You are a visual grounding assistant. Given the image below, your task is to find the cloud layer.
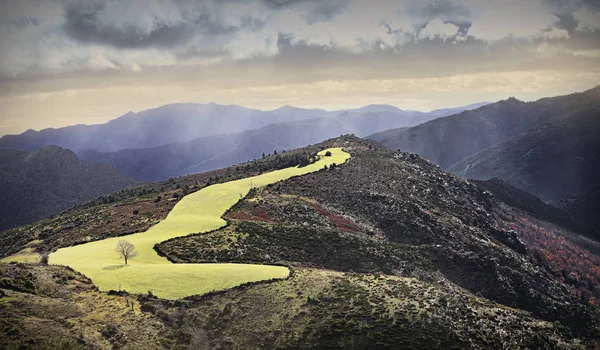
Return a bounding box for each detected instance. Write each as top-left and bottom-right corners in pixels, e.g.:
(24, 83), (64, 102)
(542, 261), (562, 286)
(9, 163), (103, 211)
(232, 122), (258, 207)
(1, 0), (598, 77)
(0, 0), (599, 136)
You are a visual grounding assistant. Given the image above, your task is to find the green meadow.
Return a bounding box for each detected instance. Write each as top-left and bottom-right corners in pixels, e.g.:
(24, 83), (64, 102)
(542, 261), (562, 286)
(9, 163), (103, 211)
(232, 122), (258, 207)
(43, 148), (351, 299)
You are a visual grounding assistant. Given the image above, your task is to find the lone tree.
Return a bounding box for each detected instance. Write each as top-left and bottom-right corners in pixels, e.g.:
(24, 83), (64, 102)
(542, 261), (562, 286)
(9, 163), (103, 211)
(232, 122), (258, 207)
(116, 240), (138, 265)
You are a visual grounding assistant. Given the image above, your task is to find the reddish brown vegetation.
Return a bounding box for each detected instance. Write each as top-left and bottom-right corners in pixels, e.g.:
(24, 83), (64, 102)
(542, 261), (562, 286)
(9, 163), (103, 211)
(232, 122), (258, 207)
(497, 213), (600, 306)
(308, 202), (360, 233)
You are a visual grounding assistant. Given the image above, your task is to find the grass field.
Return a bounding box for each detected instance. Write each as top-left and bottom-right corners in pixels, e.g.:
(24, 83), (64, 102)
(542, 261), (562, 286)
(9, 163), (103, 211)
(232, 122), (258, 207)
(43, 148), (351, 299)
(0, 247), (40, 263)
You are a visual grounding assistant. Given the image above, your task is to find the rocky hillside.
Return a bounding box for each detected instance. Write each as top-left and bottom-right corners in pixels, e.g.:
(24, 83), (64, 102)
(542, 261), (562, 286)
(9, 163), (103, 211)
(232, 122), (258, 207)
(2, 136), (600, 349)
(0, 146), (139, 231)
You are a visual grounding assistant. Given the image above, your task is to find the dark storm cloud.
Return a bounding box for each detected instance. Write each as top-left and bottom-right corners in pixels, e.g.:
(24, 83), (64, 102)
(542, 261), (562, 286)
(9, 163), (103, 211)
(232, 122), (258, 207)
(61, 0), (349, 50)
(543, 0), (600, 12)
(61, 1), (258, 49)
(11, 16), (39, 28)
(301, 0), (350, 24)
(407, 0), (472, 27)
(64, 8), (196, 49)
(2, 0), (600, 136)
(0, 0), (599, 77)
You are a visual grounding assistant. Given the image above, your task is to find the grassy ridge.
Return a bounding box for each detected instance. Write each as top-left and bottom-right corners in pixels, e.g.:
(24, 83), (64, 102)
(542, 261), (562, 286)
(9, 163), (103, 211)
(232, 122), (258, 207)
(42, 148), (350, 299)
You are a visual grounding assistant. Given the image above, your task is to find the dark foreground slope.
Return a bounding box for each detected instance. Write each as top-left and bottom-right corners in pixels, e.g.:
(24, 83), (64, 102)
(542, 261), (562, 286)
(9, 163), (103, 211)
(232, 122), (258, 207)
(2, 136), (600, 349)
(0, 146), (138, 230)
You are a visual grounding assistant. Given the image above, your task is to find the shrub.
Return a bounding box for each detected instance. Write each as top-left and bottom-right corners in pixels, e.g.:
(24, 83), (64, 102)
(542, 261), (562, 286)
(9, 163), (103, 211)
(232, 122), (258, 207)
(39, 253), (49, 265)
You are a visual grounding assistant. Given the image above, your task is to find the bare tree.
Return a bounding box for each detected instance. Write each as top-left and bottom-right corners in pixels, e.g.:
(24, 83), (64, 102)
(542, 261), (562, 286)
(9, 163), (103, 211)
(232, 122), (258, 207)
(115, 240), (138, 265)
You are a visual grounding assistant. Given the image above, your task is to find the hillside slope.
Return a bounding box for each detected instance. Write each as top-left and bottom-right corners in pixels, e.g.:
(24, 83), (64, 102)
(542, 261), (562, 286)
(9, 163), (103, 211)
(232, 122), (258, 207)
(0, 146), (138, 230)
(368, 85), (600, 169)
(449, 109), (600, 227)
(474, 178), (599, 240)
(557, 187), (600, 230)
(449, 110), (600, 200)
(2, 136), (599, 348)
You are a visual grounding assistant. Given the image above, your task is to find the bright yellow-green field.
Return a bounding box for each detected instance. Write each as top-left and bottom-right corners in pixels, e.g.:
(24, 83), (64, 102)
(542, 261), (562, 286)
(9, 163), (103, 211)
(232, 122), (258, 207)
(43, 148), (351, 299)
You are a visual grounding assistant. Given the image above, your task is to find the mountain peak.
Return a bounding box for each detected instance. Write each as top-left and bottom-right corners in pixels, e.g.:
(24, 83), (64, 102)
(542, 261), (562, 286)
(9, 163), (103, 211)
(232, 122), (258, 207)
(350, 104), (404, 113)
(504, 96), (522, 103)
(273, 104), (298, 111)
(27, 145), (79, 163)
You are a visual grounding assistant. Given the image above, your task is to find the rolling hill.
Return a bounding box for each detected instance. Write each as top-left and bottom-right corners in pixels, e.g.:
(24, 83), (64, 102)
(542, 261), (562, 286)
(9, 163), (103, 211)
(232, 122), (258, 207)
(447, 96), (600, 229)
(1, 136), (599, 348)
(0, 146), (138, 230)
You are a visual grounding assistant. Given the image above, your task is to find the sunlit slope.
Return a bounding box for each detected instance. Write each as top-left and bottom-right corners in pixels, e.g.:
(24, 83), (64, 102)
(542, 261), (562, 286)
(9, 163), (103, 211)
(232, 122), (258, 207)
(48, 148), (350, 299)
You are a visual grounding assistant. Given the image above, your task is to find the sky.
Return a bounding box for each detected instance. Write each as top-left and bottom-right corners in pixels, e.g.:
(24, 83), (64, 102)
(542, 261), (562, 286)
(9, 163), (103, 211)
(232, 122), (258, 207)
(0, 0), (599, 136)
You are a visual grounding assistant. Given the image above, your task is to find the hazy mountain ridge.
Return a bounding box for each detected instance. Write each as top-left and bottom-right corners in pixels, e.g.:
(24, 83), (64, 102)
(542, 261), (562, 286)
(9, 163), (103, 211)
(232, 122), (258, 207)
(0, 102), (487, 153)
(369, 86), (600, 168)
(447, 96), (600, 229)
(0, 146), (138, 230)
(449, 108), (600, 200)
(80, 107), (486, 182)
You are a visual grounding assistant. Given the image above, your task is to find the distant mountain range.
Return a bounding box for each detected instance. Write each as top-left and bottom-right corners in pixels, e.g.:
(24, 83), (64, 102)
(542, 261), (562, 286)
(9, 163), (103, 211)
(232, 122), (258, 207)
(82, 110), (477, 181)
(369, 85), (600, 229)
(0, 102), (487, 153)
(0, 146), (138, 230)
